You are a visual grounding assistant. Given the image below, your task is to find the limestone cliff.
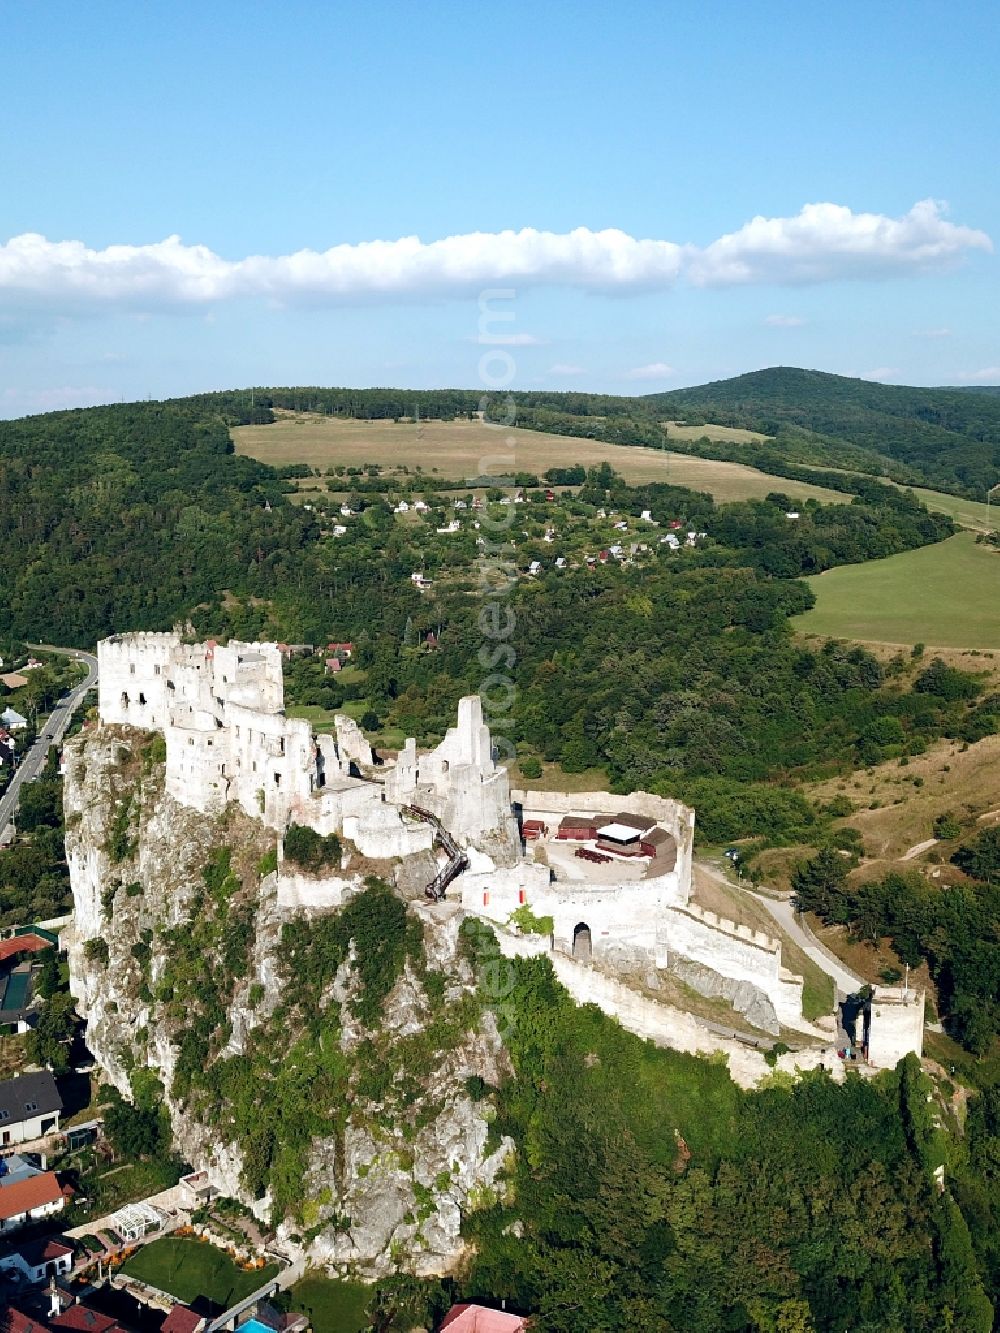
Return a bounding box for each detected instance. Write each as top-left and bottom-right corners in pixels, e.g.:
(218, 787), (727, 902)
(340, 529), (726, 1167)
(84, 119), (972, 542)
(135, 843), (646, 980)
(64, 724), (513, 1278)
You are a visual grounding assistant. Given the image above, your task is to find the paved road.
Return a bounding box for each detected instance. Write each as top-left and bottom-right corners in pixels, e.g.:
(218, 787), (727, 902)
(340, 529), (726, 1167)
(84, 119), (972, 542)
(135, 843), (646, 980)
(696, 859), (865, 997)
(0, 644), (98, 841)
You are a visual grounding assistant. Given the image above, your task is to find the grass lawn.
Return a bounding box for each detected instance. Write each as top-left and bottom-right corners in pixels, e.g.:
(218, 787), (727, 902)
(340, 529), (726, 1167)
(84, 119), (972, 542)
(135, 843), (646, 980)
(232, 414), (844, 506)
(793, 532), (1000, 649)
(122, 1236), (277, 1307)
(286, 1274), (371, 1333)
(908, 487), (997, 533)
(661, 419), (770, 444)
(85, 1160), (181, 1216)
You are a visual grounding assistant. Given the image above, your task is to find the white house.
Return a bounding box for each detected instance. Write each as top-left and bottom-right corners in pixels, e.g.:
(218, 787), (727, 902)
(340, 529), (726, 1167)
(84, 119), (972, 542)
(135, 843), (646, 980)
(1, 708), (27, 732)
(0, 1072), (63, 1146)
(0, 1235), (73, 1284)
(0, 1167), (66, 1235)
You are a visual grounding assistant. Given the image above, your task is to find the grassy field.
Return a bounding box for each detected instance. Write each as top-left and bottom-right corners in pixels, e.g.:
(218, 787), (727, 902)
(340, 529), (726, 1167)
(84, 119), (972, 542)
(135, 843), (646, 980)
(907, 487), (997, 533)
(232, 414), (845, 506)
(661, 419), (770, 444)
(121, 1236), (277, 1307)
(287, 1275), (371, 1333)
(793, 532), (1000, 649)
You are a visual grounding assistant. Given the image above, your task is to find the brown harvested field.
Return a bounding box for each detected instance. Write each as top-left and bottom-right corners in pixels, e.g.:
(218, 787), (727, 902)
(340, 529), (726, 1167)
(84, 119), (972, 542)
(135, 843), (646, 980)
(232, 413), (845, 505)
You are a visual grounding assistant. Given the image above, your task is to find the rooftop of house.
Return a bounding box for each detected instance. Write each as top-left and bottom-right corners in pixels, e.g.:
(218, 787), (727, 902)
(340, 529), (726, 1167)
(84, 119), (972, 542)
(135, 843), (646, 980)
(12, 1235), (74, 1266)
(0, 934), (53, 964)
(0, 1170), (65, 1221)
(439, 1306), (530, 1332)
(160, 1306), (204, 1333)
(0, 1070), (63, 1125)
(50, 1307), (122, 1333)
(1, 1309), (51, 1333)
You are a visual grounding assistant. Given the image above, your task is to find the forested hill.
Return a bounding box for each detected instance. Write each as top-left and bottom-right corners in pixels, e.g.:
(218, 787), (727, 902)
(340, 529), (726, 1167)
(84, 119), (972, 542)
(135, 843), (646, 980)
(0, 402), (307, 643)
(646, 367), (1000, 495)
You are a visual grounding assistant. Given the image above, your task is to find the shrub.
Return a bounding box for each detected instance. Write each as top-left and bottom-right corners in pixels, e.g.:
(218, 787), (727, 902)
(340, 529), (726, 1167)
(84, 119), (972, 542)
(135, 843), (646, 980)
(933, 812), (962, 840)
(283, 824), (342, 873)
(84, 938), (109, 967)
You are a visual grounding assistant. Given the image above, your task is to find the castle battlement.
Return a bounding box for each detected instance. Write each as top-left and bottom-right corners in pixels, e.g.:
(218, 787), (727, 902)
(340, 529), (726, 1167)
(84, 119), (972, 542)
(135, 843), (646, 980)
(669, 901), (779, 954)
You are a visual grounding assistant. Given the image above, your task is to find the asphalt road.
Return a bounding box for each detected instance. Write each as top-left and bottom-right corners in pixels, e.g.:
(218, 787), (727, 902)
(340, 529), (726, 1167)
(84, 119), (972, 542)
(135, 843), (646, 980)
(0, 645), (98, 841)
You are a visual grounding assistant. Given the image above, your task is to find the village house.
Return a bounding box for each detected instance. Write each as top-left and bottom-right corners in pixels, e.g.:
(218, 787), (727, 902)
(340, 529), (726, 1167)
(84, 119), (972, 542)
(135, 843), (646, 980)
(439, 1305), (529, 1331)
(159, 1306), (207, 1333)
(0, 1165), (67, 1235)
(1, 707), (28, 731)
(0, 1236), (73, 1285)
(0, 1071), (63, 1146)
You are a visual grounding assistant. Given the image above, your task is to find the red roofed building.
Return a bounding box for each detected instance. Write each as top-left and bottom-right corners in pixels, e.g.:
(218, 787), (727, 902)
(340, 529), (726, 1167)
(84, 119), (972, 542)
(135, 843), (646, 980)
(0, 1308), (51, 1333)
(0, 934), (52, 965)
(440, 1306), (529, 1332)
(160, 1306), (206, 1333)
(0, 1234), (73, 1284)
(0, 1170), (67, 1233)
(50, 1306), (122, 1333)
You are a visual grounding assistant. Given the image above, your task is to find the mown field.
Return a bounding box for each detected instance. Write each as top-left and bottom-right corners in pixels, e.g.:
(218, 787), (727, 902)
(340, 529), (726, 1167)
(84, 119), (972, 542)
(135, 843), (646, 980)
(232, 414), (846, 505)
(906, 486), (997, 532)
(793, 531), (1000, 649)
(661, 419), (770, 444)
(122, 1235), (277, 1307)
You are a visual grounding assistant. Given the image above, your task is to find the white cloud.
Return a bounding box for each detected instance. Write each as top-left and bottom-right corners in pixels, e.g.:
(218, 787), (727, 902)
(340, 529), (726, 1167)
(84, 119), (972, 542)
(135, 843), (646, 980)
(913, 326), (952, 338)
(860, 367), (901, 381)
(625, 362), (676, 380)
(953, 367), (1000, 383)
(765, 313), (806, 327)
(0, 200), (989, 315)
(547, 363), (586, 376)
(688, 199), (989, 286)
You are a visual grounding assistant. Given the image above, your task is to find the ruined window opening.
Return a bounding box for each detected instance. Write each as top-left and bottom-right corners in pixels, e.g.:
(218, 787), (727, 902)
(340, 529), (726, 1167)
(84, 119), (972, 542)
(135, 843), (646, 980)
(273, 772), (282, 788)
(572, 922), (592, 962)
(279, 737), (285, 756)
(153, 664), (161, 676)
(138, 692), (146, 706)
(120, 692), (129, 708)
(130, 664), (135, 675)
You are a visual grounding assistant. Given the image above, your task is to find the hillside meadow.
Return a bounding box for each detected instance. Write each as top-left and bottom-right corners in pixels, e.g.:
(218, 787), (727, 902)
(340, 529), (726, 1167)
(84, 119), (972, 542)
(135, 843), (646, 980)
(232, 413), (846, 505)
(794, 531), (1000, 649)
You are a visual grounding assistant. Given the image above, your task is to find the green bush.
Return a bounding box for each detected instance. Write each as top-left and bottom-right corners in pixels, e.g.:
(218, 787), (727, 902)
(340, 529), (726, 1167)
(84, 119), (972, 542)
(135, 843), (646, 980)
(283, 823), (342, 873)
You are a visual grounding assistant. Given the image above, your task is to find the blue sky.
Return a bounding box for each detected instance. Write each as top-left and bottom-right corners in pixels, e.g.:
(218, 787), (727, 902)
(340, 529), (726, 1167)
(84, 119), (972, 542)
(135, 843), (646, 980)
(2, 0), (998, 414)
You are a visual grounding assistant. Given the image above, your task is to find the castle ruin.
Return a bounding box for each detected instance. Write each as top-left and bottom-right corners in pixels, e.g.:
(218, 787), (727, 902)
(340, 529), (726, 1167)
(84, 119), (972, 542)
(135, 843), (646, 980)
(94, 633), (924, 1055)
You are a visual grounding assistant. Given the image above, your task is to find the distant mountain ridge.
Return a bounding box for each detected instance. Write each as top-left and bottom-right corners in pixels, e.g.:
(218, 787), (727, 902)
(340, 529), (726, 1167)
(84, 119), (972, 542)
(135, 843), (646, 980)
(643, 367), (1000, 496)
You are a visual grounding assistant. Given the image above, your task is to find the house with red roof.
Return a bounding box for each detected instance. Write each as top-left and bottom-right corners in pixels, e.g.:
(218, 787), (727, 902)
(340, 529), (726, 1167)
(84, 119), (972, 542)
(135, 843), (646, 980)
(0, 1169), (67, 1233)
(0, 1308), (52, 1333)
(439, 1305), (530, 1331)
(50, 1306), (124, 1333)
(159, 1306), (206, 1333)
(0, 1235), (73, 1284)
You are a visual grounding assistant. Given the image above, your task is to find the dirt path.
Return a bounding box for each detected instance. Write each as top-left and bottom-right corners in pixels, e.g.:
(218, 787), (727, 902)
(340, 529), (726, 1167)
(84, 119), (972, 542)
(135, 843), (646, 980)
(901, 837), (938, 860)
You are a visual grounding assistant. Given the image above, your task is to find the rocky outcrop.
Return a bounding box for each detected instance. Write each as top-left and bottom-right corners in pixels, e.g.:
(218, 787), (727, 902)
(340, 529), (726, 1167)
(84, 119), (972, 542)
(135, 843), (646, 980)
(64, 724), (513, 1279)
(667, 958), (780, 1034)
